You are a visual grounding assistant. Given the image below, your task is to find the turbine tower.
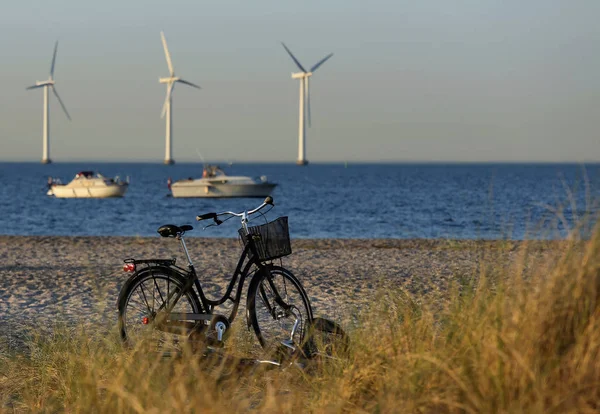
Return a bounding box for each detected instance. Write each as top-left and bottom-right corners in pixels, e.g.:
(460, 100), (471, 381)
(159, 31), (201, 165)
(281, 42), (333, 166)
(26, 41), (71, 164)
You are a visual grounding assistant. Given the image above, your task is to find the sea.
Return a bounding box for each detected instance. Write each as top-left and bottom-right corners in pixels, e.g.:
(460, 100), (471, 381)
(0, 162), (599, 240)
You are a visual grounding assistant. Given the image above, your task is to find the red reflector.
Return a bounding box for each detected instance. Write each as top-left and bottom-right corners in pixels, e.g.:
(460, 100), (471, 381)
(123, 263), (136, 272)
(142, 317), (149, 325)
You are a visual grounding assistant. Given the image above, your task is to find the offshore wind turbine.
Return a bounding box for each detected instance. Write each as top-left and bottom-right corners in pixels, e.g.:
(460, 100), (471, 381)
(159, 31), (201, 165)
(281, 42), (333, 166)
(26, 41), (71, 164)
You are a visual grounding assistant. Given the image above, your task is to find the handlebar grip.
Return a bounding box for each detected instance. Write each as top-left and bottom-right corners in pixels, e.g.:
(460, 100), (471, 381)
(264, 196), (274, 206)
(196, 212), (216, 221)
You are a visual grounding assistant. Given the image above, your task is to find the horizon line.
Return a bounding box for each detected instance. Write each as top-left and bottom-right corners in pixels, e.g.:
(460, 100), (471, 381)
(1, 160), (600, 165)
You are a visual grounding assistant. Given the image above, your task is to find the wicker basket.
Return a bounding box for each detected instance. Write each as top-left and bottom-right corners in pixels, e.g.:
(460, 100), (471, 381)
(239, 216), (291, 262)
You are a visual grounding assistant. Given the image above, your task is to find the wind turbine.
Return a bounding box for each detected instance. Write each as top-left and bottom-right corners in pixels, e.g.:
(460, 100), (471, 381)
(281, 42), (333, 166)
(26, 41), (71, 164)
(159, 31), (201, 165)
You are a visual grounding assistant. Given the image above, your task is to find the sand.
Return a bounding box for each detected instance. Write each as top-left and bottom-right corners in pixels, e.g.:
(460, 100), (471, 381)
(0, 235), (554, 351)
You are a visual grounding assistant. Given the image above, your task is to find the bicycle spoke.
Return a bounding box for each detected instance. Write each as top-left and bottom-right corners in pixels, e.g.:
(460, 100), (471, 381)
(137, 282), (153, 314)
(153, 277), (166, 306)
(151, 279), (156, 311)
(126, 299), (151, 314)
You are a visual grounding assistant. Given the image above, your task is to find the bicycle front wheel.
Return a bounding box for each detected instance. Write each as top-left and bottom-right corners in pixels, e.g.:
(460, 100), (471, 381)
(248, 266), (313, 355)
(118, 269), (203, 351)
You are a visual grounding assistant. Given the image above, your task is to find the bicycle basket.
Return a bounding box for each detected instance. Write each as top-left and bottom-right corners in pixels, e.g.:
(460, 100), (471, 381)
(239, 216), (291, 262)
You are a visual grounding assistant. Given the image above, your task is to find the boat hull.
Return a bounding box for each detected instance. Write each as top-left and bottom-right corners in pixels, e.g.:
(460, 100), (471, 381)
(48, 184), (129, 198)
(171, 182), (276, 198)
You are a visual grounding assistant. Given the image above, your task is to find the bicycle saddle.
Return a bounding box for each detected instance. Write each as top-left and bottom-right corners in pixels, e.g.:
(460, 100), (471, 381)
(157, 224), (193, 237)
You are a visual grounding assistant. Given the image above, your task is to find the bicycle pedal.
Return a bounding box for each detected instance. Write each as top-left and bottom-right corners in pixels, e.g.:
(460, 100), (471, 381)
(207, 315), (230, 345)
(271, 343), (297, 364)
(215, 321), (227, 341)
(280, 339), (296, 352)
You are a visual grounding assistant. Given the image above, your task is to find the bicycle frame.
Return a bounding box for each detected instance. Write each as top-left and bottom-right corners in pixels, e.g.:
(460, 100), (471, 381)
(128, 229), (276, 337)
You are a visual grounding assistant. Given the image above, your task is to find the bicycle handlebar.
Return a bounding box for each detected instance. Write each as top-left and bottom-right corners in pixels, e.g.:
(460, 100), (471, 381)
(196, 196), (274, 224)
(196, 212), (217, 221)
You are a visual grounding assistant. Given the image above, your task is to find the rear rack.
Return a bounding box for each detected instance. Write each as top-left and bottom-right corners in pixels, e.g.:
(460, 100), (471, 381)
(124, 258), (176, 266)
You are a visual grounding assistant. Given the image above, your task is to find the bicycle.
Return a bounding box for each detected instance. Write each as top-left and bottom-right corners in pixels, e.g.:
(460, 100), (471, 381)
(117, 196), (317, 362)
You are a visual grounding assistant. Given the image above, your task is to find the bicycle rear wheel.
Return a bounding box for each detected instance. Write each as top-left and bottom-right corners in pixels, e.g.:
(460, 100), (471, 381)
(248, 266), (313, 357)
(118, 269), (203, 351)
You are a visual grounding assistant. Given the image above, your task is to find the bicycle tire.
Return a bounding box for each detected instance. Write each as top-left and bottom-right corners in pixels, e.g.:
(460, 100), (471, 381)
(247, 266), (313, 355)
(117, 268), (203, 351)
(302, 317), (350, 360)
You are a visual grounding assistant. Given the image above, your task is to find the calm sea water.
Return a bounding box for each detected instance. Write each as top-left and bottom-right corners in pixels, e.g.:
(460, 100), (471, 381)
(0, 162), (598, 239)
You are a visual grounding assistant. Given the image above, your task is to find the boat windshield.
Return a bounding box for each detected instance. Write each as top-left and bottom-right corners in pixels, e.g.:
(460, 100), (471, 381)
(202, 165), (225, 178)
(75, 171), (95, 179)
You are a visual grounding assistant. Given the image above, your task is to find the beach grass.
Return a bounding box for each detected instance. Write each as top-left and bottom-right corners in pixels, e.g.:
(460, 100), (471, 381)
(1, 224), (600, 413)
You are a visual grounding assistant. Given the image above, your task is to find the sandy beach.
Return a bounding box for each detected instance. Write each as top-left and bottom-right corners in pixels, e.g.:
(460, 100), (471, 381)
(0, 235), (555, 350)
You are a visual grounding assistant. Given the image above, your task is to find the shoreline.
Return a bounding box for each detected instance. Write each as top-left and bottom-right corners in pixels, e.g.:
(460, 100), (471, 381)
(0, 234), (568, 244)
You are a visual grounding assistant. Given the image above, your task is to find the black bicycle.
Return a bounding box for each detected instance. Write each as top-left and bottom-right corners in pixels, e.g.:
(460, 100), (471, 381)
(117, 196), (317, 360)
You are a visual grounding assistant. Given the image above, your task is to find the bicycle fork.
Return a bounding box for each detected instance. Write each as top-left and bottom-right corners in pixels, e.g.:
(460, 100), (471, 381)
(258, 274), (303, 348)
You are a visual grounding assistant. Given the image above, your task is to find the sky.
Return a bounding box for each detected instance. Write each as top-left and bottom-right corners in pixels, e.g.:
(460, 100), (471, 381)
(0, 0), (599, 163)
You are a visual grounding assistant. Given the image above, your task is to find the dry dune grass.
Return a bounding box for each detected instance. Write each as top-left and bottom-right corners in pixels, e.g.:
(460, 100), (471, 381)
(1, 223), (600, 413)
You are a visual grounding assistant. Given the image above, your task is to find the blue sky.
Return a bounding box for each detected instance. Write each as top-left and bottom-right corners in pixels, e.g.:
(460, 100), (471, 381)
(1, 0), (599, 162)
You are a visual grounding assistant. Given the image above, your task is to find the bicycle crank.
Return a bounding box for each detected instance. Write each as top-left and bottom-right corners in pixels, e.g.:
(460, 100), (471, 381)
(207, 315), (230, 347)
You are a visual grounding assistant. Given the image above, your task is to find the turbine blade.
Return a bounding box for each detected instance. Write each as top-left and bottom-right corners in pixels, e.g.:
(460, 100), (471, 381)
(26, 84), (44, 90)
(310, 53), (333, 73)
(306, 77), (311, 127)
(161, 83), (174, 118)
(160, 31), (175, 76)
(281, 42), (307, 73)
(176, 79), (201, 89)
(50, 41), (58, 77)
(52, 87), (71, 121)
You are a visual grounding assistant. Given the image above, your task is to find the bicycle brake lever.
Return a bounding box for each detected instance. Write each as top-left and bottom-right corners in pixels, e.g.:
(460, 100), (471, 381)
(214, 218), (223, 225)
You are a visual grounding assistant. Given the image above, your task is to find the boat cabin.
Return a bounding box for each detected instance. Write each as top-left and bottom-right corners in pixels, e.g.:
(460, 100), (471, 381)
(75, 171), (95, 179)
(202, 165), (225, 178)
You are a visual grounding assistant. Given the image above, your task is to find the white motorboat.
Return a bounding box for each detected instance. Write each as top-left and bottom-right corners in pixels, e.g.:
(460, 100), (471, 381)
(169, 165), (276, 198)
(47, 171), (129, 198)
